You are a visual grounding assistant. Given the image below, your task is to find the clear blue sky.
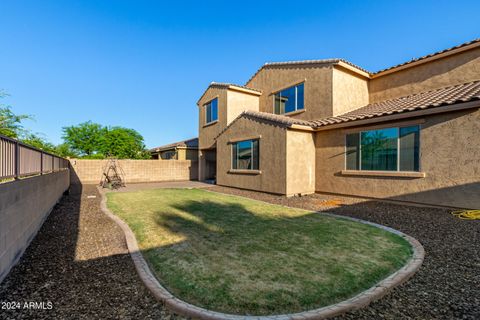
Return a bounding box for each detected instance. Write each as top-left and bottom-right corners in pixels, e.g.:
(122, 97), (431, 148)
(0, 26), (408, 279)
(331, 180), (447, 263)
(1, 1), (479, 148)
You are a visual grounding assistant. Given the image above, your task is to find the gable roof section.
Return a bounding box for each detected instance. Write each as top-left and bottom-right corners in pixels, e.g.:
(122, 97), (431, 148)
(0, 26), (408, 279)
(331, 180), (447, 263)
(311, 80), (480, 128)
(196, 82), (262, 105)
(150, 137), (199, 152)
(245, 59), (369, 85)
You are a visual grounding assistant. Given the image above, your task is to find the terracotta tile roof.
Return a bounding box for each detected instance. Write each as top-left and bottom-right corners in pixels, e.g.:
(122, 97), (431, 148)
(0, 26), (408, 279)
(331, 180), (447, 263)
(197, 82), (262, 105)
(373, 38), (480, 75)
(246, 58), (368, 85)
(150, 137), (198, 152)
(242, 110), (314, 127)
(209, 82), (261, 93)
(311, 80), (480, 128)
(214, 110), (313, 140)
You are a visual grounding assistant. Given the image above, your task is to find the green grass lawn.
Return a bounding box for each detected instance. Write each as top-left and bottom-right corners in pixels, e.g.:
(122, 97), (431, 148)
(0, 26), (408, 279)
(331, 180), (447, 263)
(107, 188), (411, 315)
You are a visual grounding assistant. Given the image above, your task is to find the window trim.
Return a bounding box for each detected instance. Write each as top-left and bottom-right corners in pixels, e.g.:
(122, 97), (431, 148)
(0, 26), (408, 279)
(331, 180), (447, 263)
(230, 138), (260, 171)
(344, 124), (422, 173)
(272, 82), (305, 115)
(204, 97), (218, 125)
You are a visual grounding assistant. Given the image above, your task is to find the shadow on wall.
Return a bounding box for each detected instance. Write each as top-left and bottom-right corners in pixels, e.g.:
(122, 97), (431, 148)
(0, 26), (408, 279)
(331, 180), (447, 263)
(383, 182), (480, 209)
(327, 178), (480, 210)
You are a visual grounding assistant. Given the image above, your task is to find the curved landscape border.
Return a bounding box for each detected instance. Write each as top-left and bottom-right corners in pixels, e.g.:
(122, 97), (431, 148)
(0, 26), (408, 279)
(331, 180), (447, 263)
(98, 187), (425, 320)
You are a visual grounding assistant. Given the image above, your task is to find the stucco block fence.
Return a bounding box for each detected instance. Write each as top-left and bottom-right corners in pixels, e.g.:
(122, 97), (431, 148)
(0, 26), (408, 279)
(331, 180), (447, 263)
(0, 170), (70, 283)
(69, 159), (198, 185)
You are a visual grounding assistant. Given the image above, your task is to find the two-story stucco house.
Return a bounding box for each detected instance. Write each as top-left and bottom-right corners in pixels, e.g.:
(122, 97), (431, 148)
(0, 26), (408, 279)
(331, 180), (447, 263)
(197, 39), (480, 209)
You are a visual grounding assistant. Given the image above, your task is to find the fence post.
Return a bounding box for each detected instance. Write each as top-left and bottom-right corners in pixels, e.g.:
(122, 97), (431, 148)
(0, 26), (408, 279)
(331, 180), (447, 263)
(14, 141), (20, 179)
(52, 156), (54, 172)
(40, 151), (43, 175)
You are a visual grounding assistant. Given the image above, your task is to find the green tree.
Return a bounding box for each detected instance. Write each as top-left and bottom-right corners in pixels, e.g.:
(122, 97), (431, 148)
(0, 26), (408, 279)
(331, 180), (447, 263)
(54, 143), (79, 158)
(62, 122), (149, 159)
(62, 121), (106, 156)
(21, 133), (57, 153)
(100, 126), (150, 159)
(0, 92), (32, 138)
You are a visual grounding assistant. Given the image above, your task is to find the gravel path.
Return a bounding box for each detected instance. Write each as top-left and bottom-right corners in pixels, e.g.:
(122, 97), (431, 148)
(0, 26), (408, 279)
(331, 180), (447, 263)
(0, 184), (183, 320)
(208, 186), (480, 320)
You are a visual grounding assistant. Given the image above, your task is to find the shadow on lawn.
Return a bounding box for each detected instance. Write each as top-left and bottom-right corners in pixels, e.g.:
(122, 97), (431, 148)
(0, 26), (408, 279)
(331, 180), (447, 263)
(153, 199), (343, 246)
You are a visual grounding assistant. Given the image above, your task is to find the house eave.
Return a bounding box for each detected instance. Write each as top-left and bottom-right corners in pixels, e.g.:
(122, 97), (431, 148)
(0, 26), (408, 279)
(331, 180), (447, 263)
(314, 100), (480, 131)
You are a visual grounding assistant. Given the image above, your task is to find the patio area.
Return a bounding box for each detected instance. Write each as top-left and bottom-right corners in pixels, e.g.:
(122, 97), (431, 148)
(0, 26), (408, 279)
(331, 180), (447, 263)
(0, 182), (478, 319)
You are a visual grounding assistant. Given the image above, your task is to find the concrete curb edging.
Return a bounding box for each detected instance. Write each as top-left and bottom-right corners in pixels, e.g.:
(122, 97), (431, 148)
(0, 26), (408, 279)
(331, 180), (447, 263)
(98, 187), (425, 320)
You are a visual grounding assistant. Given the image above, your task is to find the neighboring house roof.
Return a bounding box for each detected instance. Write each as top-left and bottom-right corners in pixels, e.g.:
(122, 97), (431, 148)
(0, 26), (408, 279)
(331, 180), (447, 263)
(196, 82), (262, 105)
(372, 38), (480, 76)
(150, 137), (199, 152)
(216, 80), (480, 138)
(311, 80), (480, 128)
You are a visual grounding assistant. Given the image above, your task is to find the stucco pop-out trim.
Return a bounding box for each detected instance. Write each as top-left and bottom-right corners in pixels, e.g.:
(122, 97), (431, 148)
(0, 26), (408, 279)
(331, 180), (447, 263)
(99, 188), (425, 320)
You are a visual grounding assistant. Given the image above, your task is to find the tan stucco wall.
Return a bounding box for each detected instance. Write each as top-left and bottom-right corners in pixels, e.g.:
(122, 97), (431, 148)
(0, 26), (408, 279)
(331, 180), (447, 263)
(70, 159), (198, 184)
(332, 66), (369, 115)
(216, 117), (287, 194)
(314, 108), (480, 209)
(246, 64), (334, 120)
(0, 170), (70, 283)
(369, 47), (480, 103)
(286, 130), (316, 196)
(177, 149), (185, 160)
(198, 87), (227, 150)
(226, 89), (260, 124)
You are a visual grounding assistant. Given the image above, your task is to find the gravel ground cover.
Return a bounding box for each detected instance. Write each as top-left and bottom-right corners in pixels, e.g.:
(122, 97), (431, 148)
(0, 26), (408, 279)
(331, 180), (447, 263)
(207, 186), (480, 320)
(0, 184), (184, 320)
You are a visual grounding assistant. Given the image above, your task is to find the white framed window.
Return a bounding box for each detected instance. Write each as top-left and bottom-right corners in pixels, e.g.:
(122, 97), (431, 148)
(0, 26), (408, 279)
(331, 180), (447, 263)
(345, 125), (420, 172)
(231, 139), (259, 170)
(273, 83), (304, 115)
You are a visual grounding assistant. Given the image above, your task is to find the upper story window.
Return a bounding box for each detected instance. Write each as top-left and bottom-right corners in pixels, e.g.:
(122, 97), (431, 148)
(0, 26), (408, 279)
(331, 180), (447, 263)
(274, 83), (304, 115)
(205, 98), (218, 124)
(232, 139), (259, 170)
(346, 125), (420, 172)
